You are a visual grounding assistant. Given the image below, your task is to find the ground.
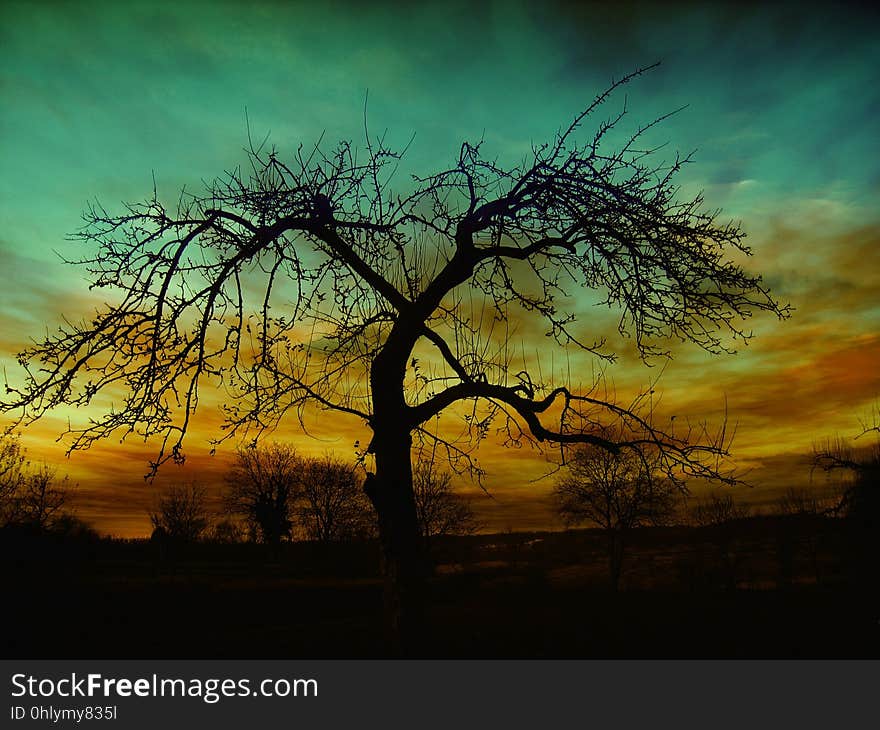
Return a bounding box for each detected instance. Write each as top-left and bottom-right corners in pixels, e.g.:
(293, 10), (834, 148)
(4, 518), (878, 658)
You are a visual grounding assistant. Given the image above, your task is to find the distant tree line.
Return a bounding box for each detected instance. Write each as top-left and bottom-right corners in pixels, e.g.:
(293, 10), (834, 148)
(149, 443), (479, 551)
(552, 429), (857, 591)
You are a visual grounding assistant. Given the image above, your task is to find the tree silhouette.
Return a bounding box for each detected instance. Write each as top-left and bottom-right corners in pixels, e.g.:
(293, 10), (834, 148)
(412, 463), (479, 552)
(689, 492), (751, 527)
(15, 464), (71, 531)
(1, 66), (788, 649)
(149, 483), (210, 542)
(553, 435), (677, 590)
(297, 454), (374, 542)
(813, 425), (880, 594)
(210, 518), (245, 544)
(223, 443), (299, 548)
(776, 487), (822, 517)
(689, 491), (751, 591)
(1, 433), (72, 531)
(0, 434), (26, 523)
(773, 487), (829, 586)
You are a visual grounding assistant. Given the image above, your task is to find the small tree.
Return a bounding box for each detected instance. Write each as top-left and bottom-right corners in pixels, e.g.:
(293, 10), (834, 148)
(297, 454), (374, 542)
(0, 434), (26, 509)
(224, 443), (299, 548)
(690, 492), (751, 527)
(412, 463), (479, 552)
(16, 464), (70, 531)
(149, 483), (210, 542)
(689, 491), (751, 590)
(774, 487), (828, 586)
(50, 513), (100, 540)
(1, 434), (27, 526)
(553, 440), (677, 590)
(813, 434), (880, 515)
(813, 429), (880, 593)
(210, 518), (245, 544)
(1, 434), (72, 531)
(776, 487), (822, 517)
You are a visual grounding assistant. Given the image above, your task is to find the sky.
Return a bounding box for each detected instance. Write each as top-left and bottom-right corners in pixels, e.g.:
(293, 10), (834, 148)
(1, 0), (878, 536)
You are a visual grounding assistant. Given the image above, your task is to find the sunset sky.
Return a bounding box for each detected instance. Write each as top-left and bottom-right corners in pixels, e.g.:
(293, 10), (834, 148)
(1, 0), (878, 536)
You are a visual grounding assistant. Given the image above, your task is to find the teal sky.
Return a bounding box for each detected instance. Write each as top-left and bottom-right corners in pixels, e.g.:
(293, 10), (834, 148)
(2, 0), (877, 252)
(1, 0), (878, 534)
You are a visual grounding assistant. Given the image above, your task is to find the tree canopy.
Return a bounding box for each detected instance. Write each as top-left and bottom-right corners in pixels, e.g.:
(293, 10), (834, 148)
(1, 66), (788, 486)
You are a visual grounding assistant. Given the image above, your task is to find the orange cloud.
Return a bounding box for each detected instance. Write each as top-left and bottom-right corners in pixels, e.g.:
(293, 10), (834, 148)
(3, 217), (878, 536)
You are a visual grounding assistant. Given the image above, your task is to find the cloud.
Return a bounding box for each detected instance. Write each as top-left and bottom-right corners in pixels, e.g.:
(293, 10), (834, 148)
(2, 0), (877, 535)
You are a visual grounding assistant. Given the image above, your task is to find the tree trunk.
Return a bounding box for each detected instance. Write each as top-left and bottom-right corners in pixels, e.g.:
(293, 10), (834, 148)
(608, 529), (624, 592)
(364, 429), (430, 656)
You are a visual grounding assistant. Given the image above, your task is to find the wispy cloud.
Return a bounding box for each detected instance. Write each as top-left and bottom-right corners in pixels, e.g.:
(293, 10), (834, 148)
(2, 0), (877, 535)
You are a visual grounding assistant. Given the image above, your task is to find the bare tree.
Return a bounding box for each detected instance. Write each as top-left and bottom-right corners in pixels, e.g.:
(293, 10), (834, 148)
(16, 464), (70, 530)
(813, 435), (880, 504)
(412, 463), (479, 551)
(688, 491), (752, 591)
(210, 518), (245, 544)
(776, 487), (826, 517)
(50, 513), (99, 540)
(224, 443), (299, 548)
(553, 438), (677, 589)
(2, 66), (788, 647)
(813, 427), (880, 592)
(0, 433), (26, 524)
(149, 483), (210, 542)
(690, 492), (751, 527)
(297, 454), (374, 542)
(1, 434), (72, 530)
(773, 487), (830, 586)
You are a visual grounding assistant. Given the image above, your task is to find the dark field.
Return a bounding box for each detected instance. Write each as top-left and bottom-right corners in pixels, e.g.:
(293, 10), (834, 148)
(5, 517), (879, 658)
